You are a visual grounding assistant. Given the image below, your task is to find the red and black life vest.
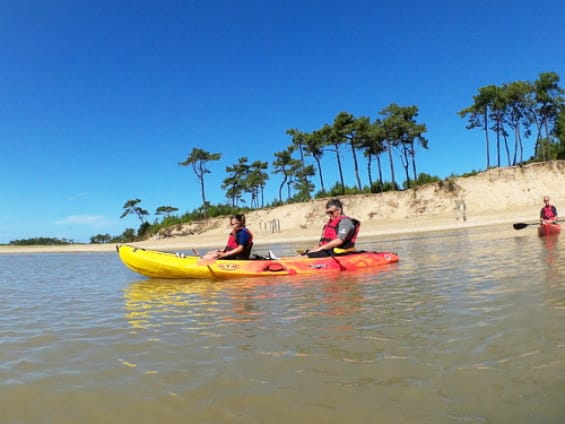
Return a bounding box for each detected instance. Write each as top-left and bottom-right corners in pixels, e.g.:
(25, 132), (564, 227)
(225, 227), (254, 259)
(541, 205), (557, 220)
(319, 215), (360, 249)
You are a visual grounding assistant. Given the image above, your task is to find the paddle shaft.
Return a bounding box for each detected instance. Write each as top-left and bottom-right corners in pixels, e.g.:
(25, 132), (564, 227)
(513, 222), (541, 230)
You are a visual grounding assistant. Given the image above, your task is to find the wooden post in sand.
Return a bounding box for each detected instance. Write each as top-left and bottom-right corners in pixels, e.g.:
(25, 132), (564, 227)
(456, 192), (467, 222)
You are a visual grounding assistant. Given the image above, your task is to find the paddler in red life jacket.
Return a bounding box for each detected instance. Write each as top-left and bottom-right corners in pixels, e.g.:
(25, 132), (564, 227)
(540, 196), (559, 225)
(306, 198), (360, 258)
(203, 214), (254, 260)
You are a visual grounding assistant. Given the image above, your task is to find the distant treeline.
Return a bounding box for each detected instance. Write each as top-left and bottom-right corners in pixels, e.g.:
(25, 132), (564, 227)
(9, 237), (76, 246)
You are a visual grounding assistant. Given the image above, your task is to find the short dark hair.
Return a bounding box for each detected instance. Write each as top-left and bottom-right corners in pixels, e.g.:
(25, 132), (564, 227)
(325, 198), (343, 210)
(231, 214), (246, 225)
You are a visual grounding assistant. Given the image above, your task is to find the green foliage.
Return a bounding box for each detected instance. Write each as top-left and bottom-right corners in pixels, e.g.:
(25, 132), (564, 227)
(556, 108), (565, 159)
(368, 181), (385, 193)
(10, 237), (75, 246)
(88, 228), (138, 244)
(459, 71), (564, 168)
(374, 181), (399, 192)
(137, 222), (151, 238)
(147, 215), (183, 237)
(313, 180), (399, 197)
(530, 137), (564, 161)
(447, 169), (481, 179)
(155, 206), (178, 216)
(158, 215), (185, 227)
(222, 157), (270, 208)
(314, 189), (330, 199)
(402, 172), (440, 189)
(264, 198), (284, 208)
(120, 199), (149, 222)
(322, 182), (365, 197)
(179, 147), (222, 218)
(460, 169), (481, 178)
(287, 191), (312, 204)
(111, 228), (137, 243)
(205, 203), (251, 219)
(90, 233), (112, 244)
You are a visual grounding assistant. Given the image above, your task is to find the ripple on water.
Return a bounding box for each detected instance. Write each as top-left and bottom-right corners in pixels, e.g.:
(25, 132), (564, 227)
(1, 232), (564, 423)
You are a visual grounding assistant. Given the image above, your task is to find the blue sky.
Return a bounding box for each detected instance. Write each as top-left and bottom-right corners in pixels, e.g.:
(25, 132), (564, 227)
(1, 0), (564, 243)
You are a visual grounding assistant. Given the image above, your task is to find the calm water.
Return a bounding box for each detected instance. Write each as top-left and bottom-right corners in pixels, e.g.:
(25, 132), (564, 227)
(1, 226), (564, 423)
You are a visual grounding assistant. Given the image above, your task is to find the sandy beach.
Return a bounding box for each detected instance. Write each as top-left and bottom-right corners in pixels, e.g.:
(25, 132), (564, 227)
(2, 161), (563, 255)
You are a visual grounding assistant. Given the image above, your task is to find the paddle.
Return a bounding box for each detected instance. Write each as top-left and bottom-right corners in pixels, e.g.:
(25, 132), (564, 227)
(195, 254), (218, 277)
(513, 222), (540, 230)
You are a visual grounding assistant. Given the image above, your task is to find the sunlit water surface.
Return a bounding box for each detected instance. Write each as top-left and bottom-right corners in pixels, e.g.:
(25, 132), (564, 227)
(1, 226), (564, 423)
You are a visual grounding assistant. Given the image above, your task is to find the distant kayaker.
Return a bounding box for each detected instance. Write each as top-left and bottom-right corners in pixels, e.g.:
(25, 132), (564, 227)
(540, 196), (558, 225)
(203, 214), (254, 260)
(305, 198), (360, 258)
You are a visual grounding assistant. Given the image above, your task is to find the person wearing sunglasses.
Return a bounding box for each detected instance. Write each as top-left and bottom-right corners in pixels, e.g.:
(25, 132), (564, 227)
(203, 214), (254, 260)
(540, 196), (558, 225)
(305, 198), (360, 258)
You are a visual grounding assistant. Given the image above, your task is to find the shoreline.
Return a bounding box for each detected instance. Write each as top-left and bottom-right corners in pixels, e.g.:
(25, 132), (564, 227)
(2, 161), (561, 255)
(0, 209), (537, 254)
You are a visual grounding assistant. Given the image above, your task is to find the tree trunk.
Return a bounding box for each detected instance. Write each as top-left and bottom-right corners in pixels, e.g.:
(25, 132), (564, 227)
(198, 164), (207, 218)
(401, 147), (410, 188)
(315, 157), (325, 193)
(377, 155), (384, 192)
(503, 133), (511, 166)
(483, 109), (491, 169)
(350, 141), (363, 191)
(335, 144), (345, 194)
(366, 154), (374, 189)
(387, 143), (396, 188)
(278, 177), (287, 203)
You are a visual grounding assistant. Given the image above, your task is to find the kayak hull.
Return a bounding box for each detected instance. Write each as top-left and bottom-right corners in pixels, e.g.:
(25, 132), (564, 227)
(117, 245), (399, 279)
(538, 223), (561, 237)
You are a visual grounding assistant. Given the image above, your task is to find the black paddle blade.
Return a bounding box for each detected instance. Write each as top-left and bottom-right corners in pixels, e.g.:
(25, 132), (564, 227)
(513, 223), (529, 230)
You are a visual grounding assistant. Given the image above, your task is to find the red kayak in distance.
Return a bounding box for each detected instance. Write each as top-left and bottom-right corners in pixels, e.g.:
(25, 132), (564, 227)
(538, 223), (561, 237)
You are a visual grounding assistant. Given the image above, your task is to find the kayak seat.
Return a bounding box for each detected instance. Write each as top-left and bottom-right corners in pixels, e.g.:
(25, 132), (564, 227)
(263, 263), (286, 272)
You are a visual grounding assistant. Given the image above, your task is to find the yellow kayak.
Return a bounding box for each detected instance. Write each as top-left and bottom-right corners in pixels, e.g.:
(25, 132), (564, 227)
(116, 244), (399, 279)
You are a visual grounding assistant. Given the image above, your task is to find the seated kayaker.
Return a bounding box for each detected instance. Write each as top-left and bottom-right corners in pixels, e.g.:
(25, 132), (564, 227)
(202, 214), (254, 260)
(540, 196), (559, 225)
(305, 198), (360, 258)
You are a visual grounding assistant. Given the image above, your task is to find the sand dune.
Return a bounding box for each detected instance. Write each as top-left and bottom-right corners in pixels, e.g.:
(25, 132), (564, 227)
(2, 161), (562, 254)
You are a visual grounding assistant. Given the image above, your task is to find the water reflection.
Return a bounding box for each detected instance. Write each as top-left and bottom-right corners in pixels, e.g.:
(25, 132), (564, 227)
(3, 229), (565, 423)
(539, 235), (563, 311)
(123, 279), (214, 329)
(541, 234), (559, 264)
(123, 263), (399, 331)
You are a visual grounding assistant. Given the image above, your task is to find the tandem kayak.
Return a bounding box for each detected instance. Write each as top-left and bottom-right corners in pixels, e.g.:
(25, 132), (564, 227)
(116, 244), (399, 279)
(538, 222), (561, 237)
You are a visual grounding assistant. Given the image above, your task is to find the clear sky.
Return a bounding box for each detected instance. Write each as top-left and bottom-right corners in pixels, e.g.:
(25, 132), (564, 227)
(1, 0), (564, 243)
